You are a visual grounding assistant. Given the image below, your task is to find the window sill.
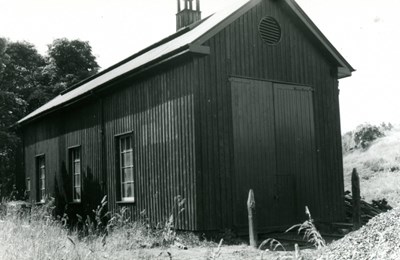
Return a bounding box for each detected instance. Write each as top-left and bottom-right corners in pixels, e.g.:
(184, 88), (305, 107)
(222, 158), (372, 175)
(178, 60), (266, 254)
(116, 200), (135, 205)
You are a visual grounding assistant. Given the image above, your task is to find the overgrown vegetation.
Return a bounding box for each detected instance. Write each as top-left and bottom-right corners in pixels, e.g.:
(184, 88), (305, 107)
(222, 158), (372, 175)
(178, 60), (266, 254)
(0, 196), (221, 260)
(342, 123), (400, 207)
(342, 122), (392, 153)
(286, 207), (326, 250)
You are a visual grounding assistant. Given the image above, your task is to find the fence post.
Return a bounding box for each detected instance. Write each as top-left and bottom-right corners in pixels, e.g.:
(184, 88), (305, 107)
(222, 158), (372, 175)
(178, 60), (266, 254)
(247, 189), (258, 248)
(351, 168), (361, 230)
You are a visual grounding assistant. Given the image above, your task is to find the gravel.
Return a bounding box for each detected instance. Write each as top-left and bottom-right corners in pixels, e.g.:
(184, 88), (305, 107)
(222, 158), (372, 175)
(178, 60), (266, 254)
(315, 208), (400, 259)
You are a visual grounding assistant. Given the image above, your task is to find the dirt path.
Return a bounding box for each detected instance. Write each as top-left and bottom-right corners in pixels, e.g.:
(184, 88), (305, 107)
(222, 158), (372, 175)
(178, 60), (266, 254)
(122, 245), (303, 260)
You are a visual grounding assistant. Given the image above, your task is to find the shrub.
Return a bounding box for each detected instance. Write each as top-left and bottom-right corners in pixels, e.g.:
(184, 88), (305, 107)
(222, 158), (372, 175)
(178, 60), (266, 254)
(354, 123), (384, 149)
(342, 131), (356, 153)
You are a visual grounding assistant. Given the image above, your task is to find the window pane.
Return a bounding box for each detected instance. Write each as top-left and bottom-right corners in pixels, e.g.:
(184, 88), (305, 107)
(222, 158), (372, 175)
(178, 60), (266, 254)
(74, 162), (81, 174)
(126, 137), (132, 150)
(121, 136), (131, 152)
(124, 152), (133, 166)
(123, 168), (133, 182)
(39, 158), (44, 168)
(123, 182), (134, 199)
(74, 174), (81, 187)
(121, 152), (125, 166)
(121, 183), (126, 198)
(120, 138), (125, 152)
(74, 188), (81, 201)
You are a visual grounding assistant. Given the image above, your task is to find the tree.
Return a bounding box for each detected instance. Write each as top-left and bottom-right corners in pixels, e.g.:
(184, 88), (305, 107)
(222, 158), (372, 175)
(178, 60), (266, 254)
(0, 41), (45, 98)
(354, 123), (384, 149)
(0, 38), (9, 76)
(47, 38), (99, 89)
(0, 37), (100, 199)
(0, 91), (27, 198)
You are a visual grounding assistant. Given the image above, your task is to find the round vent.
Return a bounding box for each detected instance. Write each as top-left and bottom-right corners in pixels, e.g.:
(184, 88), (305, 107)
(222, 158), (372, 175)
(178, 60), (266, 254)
(258, 16), (281, 45)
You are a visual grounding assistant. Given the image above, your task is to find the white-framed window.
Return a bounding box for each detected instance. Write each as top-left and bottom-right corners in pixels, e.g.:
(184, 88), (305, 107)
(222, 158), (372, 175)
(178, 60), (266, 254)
(70, 147), (82, 202)
(118, 135), (134, 202)
(36, 155), (46, 203)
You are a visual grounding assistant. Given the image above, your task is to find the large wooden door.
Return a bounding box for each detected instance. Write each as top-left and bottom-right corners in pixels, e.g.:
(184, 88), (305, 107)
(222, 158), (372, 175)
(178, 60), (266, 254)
(231, 78), (277, 230)
(274, 84), (317, 221)
(231, 78), (316, 230)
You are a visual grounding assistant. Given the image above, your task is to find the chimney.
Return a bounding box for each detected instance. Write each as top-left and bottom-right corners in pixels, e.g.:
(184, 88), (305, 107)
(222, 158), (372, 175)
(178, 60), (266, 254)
(176, 0), (201, 31)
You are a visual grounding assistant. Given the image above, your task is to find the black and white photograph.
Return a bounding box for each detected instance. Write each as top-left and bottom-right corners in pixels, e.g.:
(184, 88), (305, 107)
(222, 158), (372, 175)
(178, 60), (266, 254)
(1, 0), (399, 259)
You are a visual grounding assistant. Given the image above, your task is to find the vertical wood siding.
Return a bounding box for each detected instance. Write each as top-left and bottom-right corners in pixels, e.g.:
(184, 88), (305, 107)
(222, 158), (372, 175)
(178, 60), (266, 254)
(230, 78), (277, 230)
(194, 0), (344, 230)
(102, 62), (197, 230)
(24, 115), (60, 204)
(273, 84), (317, 224)
(23, 0), (345, 232)
(23, 60), (197, 231)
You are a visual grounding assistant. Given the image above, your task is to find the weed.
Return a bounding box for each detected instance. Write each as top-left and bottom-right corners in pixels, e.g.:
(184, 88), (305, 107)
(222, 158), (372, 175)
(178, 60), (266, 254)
(0, 194), (219, 259)
(208, 238), (223, 260)
(259, 238), (286, 260)
(259, 238), (286, 251)
(158, 195), (186, 246)
(286, 206), (326, 249)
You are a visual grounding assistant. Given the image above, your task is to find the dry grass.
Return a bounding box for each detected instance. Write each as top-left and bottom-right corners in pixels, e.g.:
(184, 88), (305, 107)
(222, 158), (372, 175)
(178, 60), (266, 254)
(286, 207), (326, 250)
(343, 127), (400, 207)
(0, 199), (319, 259)
(0, 198), (217, 260)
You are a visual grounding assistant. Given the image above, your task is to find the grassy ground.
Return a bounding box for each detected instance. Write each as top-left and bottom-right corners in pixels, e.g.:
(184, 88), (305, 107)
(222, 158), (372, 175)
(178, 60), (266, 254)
(343, 127), (400, 207)
(0, 201), (304, 260)
(0, 218), (299, 260)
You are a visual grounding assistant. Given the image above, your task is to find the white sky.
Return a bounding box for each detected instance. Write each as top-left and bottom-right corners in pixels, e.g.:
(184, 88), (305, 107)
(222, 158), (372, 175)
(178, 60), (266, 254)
(2, 0), (400, 132)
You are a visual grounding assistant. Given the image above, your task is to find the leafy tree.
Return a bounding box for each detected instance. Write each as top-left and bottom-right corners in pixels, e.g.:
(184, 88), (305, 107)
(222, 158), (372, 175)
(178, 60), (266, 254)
(0, 37), (100, 198)
(47, 38), (99, 89)
(0, 41), (45, 98)
(354, 123), (384, 149)
(0, 91), (27, 197)
(0, 38), (9, 76)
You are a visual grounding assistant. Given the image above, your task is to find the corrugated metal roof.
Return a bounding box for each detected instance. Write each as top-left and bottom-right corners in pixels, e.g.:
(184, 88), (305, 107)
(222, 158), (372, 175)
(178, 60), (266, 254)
(18, 0), (354, 124)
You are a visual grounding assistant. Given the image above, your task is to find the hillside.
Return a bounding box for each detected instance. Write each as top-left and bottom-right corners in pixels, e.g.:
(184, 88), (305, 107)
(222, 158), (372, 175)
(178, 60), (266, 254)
(343, 126), (400, 207)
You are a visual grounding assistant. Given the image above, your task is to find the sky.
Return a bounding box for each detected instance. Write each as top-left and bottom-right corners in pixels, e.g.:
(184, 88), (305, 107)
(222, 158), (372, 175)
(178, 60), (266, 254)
(1, 0), (400, 132)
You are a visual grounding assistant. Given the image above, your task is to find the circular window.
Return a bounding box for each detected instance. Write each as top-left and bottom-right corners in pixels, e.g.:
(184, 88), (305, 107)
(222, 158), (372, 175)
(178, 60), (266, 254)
(258, 16), (281, 45)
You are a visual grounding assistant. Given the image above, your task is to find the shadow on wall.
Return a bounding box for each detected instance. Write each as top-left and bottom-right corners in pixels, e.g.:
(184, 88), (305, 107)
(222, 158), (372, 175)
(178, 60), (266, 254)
(54, 163), (104, 224)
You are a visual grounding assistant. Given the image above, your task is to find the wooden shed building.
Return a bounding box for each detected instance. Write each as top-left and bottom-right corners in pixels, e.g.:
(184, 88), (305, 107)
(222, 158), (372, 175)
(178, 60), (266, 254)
(18, 0), (354, 232)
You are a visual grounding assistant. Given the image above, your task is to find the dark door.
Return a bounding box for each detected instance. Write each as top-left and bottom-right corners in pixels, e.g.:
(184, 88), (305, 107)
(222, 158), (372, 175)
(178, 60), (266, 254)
(274, 83), (317, 221)
(231, 78), (277, 230)
(231, 78), (316, 230)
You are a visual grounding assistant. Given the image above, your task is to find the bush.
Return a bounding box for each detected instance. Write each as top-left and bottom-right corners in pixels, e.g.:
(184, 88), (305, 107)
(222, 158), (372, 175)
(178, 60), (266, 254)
(354, 123), (385, 149)
(342, 131), (356, 154)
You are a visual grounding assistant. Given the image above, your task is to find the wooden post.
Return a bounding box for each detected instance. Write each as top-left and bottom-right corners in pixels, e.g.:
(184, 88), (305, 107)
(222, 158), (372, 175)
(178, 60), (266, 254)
(351, 168), (361, 230)
(247, 189), (257, 248)
(294, 243), (301, 259)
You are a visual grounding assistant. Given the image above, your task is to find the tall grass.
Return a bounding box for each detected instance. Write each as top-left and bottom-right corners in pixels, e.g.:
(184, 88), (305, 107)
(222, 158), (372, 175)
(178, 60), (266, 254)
(343, 127), (400, 207)
(286, 206), (326, 250)
(0, 196), (209, 260)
